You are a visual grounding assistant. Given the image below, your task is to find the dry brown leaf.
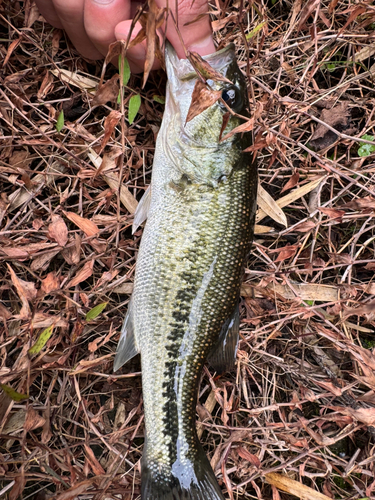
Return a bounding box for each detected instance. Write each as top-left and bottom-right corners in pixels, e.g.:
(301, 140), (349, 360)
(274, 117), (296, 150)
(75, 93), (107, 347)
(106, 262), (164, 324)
(50, 69), (98, 91)
(269, 244), (299, 263)
(61, 234), (81, 265)
(88, 149), (138, 214)
(266, 472), (332, 500)
(256, 178), (324, 223)
(237, 447), (261, 468)
(354, 42), (375, 62)
(297, 0), (320, 31)
(48, 215), (68, 246)
(24, 407), (46, 432)
(92, 74), (119, 106)
(221, 117), (255, 142)
(293, 220), (316, 232)
(0, 303), (12, 320)
(186, 80), (221, 123)
(340, 195), (375, 210)
(310, 102), (351, 150)
(30, 249), (60, 271)
(319, 207), (345, 221)
(64, 212), (99, 237)
(143, 0), (164, 87)
(84, 444), (106, 475)
(257, 184), (288, 227)
(55, 479), (96, 500)
(188, 50), (232, 84)
(41, 272), (60, 294)
(66, 260), (94, 288)
(281, 172), (299, 193)
(7, 265), (37, 319)
(100, 110), (122, 153)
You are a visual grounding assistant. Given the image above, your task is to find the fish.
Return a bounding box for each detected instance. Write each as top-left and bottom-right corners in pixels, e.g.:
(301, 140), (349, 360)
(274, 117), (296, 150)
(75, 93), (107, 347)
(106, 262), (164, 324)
(114, 43), (258, 500)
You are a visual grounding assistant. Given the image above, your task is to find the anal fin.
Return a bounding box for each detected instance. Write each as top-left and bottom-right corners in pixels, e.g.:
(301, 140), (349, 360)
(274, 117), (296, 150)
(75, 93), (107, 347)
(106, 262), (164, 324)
(132, 185), (151, 234)
(208, 302), (240, 374)
(113, 299), (139, 371)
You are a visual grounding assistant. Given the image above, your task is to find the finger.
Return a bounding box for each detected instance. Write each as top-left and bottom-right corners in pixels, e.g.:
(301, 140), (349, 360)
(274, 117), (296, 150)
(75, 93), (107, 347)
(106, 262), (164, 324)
(115, 20), (162, 73)
(52, 0), (103, 59)
(157, 0), (215, 58)
(35, 0), (64, 29)
(84, 0), (131, 57)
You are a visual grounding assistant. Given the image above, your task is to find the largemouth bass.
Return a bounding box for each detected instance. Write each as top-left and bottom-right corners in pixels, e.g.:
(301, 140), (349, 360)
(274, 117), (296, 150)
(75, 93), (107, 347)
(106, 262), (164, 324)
(114, 43), (257, 500)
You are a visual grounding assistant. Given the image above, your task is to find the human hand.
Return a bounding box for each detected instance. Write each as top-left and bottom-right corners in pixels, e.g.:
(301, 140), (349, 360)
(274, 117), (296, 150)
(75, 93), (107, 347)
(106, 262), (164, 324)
(35, 0), (215, 72)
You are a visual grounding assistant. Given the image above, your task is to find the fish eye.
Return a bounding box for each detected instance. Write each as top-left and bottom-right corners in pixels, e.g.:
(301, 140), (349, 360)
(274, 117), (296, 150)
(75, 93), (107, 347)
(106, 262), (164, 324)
(221, 85), (243, 112)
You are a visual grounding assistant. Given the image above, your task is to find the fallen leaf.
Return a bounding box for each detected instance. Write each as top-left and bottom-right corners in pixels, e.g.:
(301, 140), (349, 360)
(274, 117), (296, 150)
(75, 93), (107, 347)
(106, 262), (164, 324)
(319, 207), (345, 221)
(100, 110), (122, 153)
(48, 215), (68, 246)
(67, 260), (94, 288)
(7, 265), (37, 319)
(64, 212), (99, 237)
(188, 50), (232, 84)
(84, 444), (106, 475)
(55, 479), (96, 500)
(266, 472), (332, 500)
(340, 196), (375, 210)
(1, 384), (28, 402)
(92, 74), (119, 106)
(257, 184), (288, 227)
(88, 149), (138, 214)
(29, 325), (54, 355)
(41, 272), (60, 293)
(256, 178), (325, 223)
(142, 0), (164, 87)
(186, 80), (221, 123)
(61, 234), (81, 265)
(24, 407), (46, 432)
(237, 447), (261, 468)
(272, 244), (299, 262)
(309, 102), (351, 150)
(293, 220), (316, 232)
(281, 172), (300, 193)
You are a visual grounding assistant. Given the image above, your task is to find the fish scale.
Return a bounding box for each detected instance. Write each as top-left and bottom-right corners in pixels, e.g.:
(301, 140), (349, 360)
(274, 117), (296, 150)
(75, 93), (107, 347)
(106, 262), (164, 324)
(114, 43), (257, 499)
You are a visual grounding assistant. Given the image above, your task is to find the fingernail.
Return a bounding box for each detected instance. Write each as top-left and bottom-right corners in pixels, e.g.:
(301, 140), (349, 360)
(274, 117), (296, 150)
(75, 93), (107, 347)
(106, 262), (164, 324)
(91, 0), (115, 4)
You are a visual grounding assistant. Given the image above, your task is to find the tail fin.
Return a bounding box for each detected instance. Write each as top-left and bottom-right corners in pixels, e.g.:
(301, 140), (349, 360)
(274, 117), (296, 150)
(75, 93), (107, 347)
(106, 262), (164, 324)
(141, 446), (225, 500)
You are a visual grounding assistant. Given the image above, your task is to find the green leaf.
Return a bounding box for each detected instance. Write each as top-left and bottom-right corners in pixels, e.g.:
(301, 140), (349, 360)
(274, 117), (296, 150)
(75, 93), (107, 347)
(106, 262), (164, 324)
(153, 95), (165, 104)
(1, 384), (28, 401)
(85, 302), (108, 321)
(56, 110), (64, 132)
(29, 325), (54, 355)
(118, 55), (131, 87)
(128, 94), (141, 124)
(358, 134), (375, 157)
(246, 21), (267, 40)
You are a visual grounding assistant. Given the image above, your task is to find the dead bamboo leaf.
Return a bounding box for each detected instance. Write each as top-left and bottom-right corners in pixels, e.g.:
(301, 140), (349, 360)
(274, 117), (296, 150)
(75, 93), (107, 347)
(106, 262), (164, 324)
(7, 265), (37, 320)
(64, 212), (99, 238)
(256, 177), (325, 223)
(88, 149), (138, 214)
(48, 215), (68, 246)
(50, 69), (99, 91)
(66, 260), (94, 288)
(265, 472), (332, 500)
(186, 81), (221, 123)
(257, 184), (288, 227)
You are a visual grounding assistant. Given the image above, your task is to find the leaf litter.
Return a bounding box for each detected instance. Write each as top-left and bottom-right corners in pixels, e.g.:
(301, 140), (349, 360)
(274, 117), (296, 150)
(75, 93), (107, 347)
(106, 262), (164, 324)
(1, 0), (375, 499)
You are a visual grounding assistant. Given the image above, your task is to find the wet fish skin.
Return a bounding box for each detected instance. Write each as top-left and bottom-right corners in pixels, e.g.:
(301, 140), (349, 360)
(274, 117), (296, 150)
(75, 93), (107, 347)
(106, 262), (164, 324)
(114, 43), (257, 500)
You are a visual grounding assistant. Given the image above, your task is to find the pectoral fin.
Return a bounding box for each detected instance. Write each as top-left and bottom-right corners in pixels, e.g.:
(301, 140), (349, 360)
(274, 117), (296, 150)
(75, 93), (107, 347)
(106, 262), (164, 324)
(132, 185), (151, 234)
(208, 303), (240, 374)
(113, 299), (139, 371)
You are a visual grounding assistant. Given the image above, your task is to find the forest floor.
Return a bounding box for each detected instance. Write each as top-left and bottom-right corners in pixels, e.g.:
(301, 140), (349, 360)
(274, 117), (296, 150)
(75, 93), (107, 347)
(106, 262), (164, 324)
(1, 0), (375, 499)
